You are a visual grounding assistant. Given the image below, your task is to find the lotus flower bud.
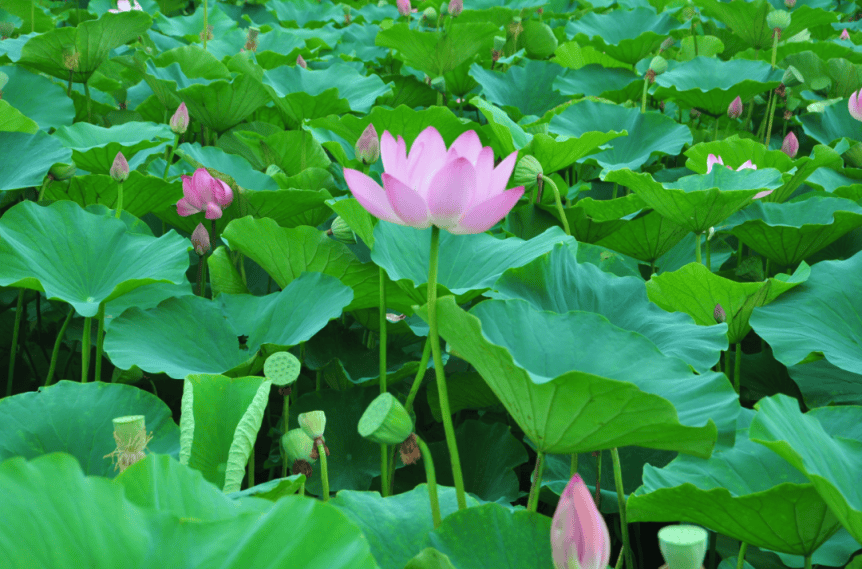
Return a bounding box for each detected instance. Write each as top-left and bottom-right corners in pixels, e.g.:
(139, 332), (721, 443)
(493, 36), (506, 52)
(110, 152), (129, 182)
(659, 37), (675, 52)
(170, 102), (189, 135)
(514, 155), (543, 189)
(327, 216), (357, 243)
(49, 163), (76, 181)
(766, 10), (790, 31)
(649, 55), (668, 75)
(358, 392), (413, 445)
(849, 90), (862, 121)
(296, 54), (307, 68)
(551, 474), (611, 569)
(282, 428), (317, 463)
(448, 0), (463, 16)
(727, 96), (742, 119)
(423, 7), (437, 24)
(0, 22), (13, 39)
(397, 0), (411, 16)
(355, 123), (380, 164)
(191, 223), (210, 256)
(714, 304), (726, 324)
(784, 0), (795, 7)
(781, 131), (799, 158)
(840, 29), (850, 41)
(299, 411), (327, 439)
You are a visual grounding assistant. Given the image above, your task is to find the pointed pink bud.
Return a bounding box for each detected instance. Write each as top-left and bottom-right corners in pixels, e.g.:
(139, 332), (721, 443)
(736, 160), (757, 171)
(355, 123), (380, 164)
(727, 96), (742, 119)
(397, 0), (411, 17)
(448, 0), (463, 16)
(784, 0), (795, 7)
(177, 168), (234, 219)
(781, 131), (799, 158)
(110, 152), (129, 182)
(705, 154), (724, 174)
(551, 474), (611, 569)
(840, 29), (850, 40)
(191, 223), (210, 256)
(714, 304), (726, 323)
(170, 102), (189, 135)
(850, 90), (862, 121)
(753, 190), (773, 199)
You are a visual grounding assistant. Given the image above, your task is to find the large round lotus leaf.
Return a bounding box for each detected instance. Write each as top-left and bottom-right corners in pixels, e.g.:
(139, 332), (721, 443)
(0, 130), (71, 191)
(0, 65), (74, 130)
(0, 453), (379, 569)
(17, 11), (152, 83)
(53, 121), (173, 175)
(0, 200), (189, 318)
(417, 297), (741, 456)
(104, 271), (353, 379)
(628, 408), (844, 556)
(0, 99), (38, 133)
(605, 168), (783, 234)
(329, 486), (481, 569)
(371, 222), (573, 306)
(236, 27), (306, 69)
(799, 98), (862, 147)
(749, 394), (862, 546)
(151, 2), (236, 41)
(750, 250), (862, 373)
(724, 194), (862, 266)
(647, 261), (809, 345)
(173, 142), (278, 190)
(653, 57), (783, 116)
(178, 74), (270, 133)
(487, 241), (727, 373)
(471, 96), (532, 156)
(786, 358), (862, 409)
(468, 60), (568, 118)
(549, 100), (691, 171)
(0, 381), (179, 475)
(526, 130), (626, 174)
(553, 64), (640, 101)
(564, 7), (687, 65)
(596, 210), (690, 264)
(101, 282), (194, 330)
(271, 0), (345, 26)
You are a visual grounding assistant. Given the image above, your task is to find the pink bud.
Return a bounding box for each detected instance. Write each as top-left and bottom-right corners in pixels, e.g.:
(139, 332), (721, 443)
(191, 223), (210, 256)
(849, 90), (862, 121)
(170, 102), (189, 135)
(781, 131), (799, 158)
(714, 304), (726, 323)
(110, 152), (129, 182)
(840, 29), (850, 40)
(397, 0), (411, 17)
(551, 474), (611, 569)
(296, 54), (307, 69)
(448, 0), (463, 16)
(727, 96), (742, 119)
(784, 0), (795, 7)
(355, 123), (380, 164)
(705, 154), (724, 174)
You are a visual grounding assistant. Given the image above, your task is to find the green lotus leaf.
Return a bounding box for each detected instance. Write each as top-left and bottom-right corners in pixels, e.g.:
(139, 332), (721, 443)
(564, 7), (687, 65)
(104, 272), (353, 378)
(549, 100), (691, 171)
(786, 357), (862, 409)
(749, 394), (862, 546)
(177, 73), (270, 133)
(487, 241), (727, 373)
(18, 11), (152, 83)
(653, 57), (783, 117)
(468, 60), (568, 119)
(239, 27), (306, 69)
(0, 65), (74, 130)
(647, 261), (809, 345)
(806, 166), (862, 201)
(605, 168), (783, 234)
(417, 297), (741, 456)
(0, 380), (179, 474)
(628, 408), (844, 556)
(553, 64), (640, 102)
(271, 0), (345, 26)
(53, 121), (173, 175)
(0, 201), (189, 318)
(554, 41), (630, 71)
(596, 210), (690, 265)
(750, 250), (862, 373)
(0, 131), (72, 191)
(102, 282), (195, 330)
(799, 97), (862, 148)
(471, 96), (532, 156)
(45, 171), (181, 220)
(525, 130), (626, 174)
(152, 2), (235, 41)
(0, 100), (37, 133)
(724, 194), (862, 267)
(375, 22), (498, 78)
(562, 193), (644, 243)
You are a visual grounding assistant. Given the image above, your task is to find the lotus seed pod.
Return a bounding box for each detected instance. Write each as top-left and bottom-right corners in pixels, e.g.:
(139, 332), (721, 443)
(514, 155), (543, 189)
(110, 152), (129, 183)
(49, 163), (77, 181)
(649, 56), (668, 75)
(766, 10), (790, 31)
(423, 7), (437, 24)
(714, 304), (726, 324)
(329, 216), (357, 244)
(299, 411), (327, 439)
(493, 36), (506, 52)
(191, 222), (210, 256)
(282, 428), (317, 463)
(358, 392), (413, 445)
(264, 351), (301, 386)
(355, 123), (380, 164)
(727, 96), (742, 119)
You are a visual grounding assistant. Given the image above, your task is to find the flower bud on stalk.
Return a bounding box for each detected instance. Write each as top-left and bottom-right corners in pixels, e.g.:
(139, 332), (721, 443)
(191, 223), (210, 256)
(714, 304), (726, 324)
(170, 102), (189, 135)
(448, 0), (463, 16)
(659, 37), (675, 52)
(111, 151), (129, 182)
(727, 96), (742, 119)
(327, 216), (357, 244)
(355, 123), (380, 164)
(766, 9), (790, 33)
(784, 0), (795, 7)
(781, 131), (799, 158)
(841, 29), (851, 41)
(397, 0), (411, 17)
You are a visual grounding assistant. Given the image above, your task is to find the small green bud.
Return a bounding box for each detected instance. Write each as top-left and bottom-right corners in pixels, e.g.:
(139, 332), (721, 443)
(282, 428), (316, 463)
(298, 411), (326, 439)
(423, 6), (437, 24)
(328, 216), (357, 244)
(766, 9), (791, 31)
(358, 393), (413, 445)
(493, 36), (506, 52)
(649, 55), (668, 75)
(49, 163), (77, 181)
(513, 155), (543, 189)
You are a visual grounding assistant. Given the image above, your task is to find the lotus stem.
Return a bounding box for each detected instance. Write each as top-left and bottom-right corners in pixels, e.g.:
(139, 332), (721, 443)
(317, 441), (329, 501)
(612, 182), (618, 200)
(5, 289), (24, 397)
(594, 449), (602, 508)
(163, 134), (180, 179)
(570, 453), (578, 478)
(38, 176), (51, 202)
(197, 256), (206, 297)
(94, 303), (105, 382)
(404, 336), (431, 417)
(526, 450), (546, 512)
(734, 343), (742, 394)
(428, 225), (467, 510)
(202, 0), (208, 50)
(543, 177), (570, 236)
(45, 306), (74, 387)
(380, 264), (389, 497)
(708, 529), (717, 569)
(705, 236), (711, 269)
(248, 447), (254, 489)
(115, 182), (124, 219)
(736, 542), (748, 569)
(695, 232), (702, 265)
(282, 392), (290, 478)
(804, 554), (812, 569)
(641, 78), (649, 113)
(81, 316), (92, 383)
(611, 448), (635, 569)
(83, 81), (92, 123)
(414, 434), (442, 527)
(713, 117), (720, 141)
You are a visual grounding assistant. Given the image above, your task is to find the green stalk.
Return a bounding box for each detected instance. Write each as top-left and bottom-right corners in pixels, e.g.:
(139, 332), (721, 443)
(437, 90), (443, 107)
(713, 117), (720, 141)
(94, 303), (105, 382)
(318, 440), (329, 501)
(611, 448), (634, 569)
(744, 99), (755, 131)
(734, 343), (742, 394)
(736, 542), (748, 569)
(405, 338), (431, 416)
(695, 232), (702, 265)
(38, 176), (52, 202)
(31, 0), (35, 33)
(202, 0), (208, 50)
(197, 256), (207, 297)
(163, 133), (180, 179)
(804, 554), (812, 569)
(526, 450), (546, 512)
(414, 434), (442, 527)
(612, 182), (619, 199)
(380, 265), (389, 497)
(5, 289), (24, 397)
(641, 78), (649, 113)
(247, 447), (254, 489)
(543, 177), (570, 236)
(115, 182), (124, 219)
(594, 449), (602, 508)
(615, 547), (625, 569)
(427, 225), (467, 510)
(81, 316), (92, 383)
(570, 453), (578, 478)
(705, 235), (711, 269)
(45, 306), (75, 387)
(83, 81), (92, 123)
(282, 392), (290, 477)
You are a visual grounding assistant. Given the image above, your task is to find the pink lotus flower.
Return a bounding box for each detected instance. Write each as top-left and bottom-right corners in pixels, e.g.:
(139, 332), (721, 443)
(397, 0), (411, 17)
(727, 96), (742, 119)
(170, 102), (189, 135)
(840, 29), (850, 40)
(849, 90), (862, 121)
(109, 0), (142, 12)
(551, 474), (611, 569)
(177, 168), (234, 219)
(781, 132), (799, 158)
(706, 154), (756, 174)
(343, 126), (524, 235)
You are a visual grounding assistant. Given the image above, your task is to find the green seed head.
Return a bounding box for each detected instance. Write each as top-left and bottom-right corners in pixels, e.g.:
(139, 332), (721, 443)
(358, 393), (413, 445)
(282, 428), (316, 463)
(766, 9), (791, 31)
(514, 155), (543, 189)
(299, 410), (327, 439)
(264, 352), (300, 386)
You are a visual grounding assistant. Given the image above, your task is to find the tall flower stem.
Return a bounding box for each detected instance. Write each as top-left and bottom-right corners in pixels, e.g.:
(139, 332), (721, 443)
(197, 256), (207, 297)
(5, 289), (24, 397)
(379, 265), (389, 497)
(733, 342), (742, 394)
(202, 0), (209, 51)
(594, 449), (603, 508)
(526, 450), (546, 512)
(163, 134), (180, 179)
(247, 447), (254, 488)
(543, 177), (570, 236)
(94, 303), (105, 382)
(695, 232), (702, 265)
(427, 225), (467, 510)
(641, 78), (649, 113)
(764, 31), (780, 147)
(115, 181), (124, 219)
(705, 235), (712, 269)
(45, 306), (74, 387)
(83, 81), (92, 123)
(282, 394), (290, 478)
(414, 434), (442, 527)
(736, 542), (748, 569)
(570, 453), (578, 478)
(611, 447), (635, 569)
(317, 440), (329, 501)
(81, 316), (92, 383)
